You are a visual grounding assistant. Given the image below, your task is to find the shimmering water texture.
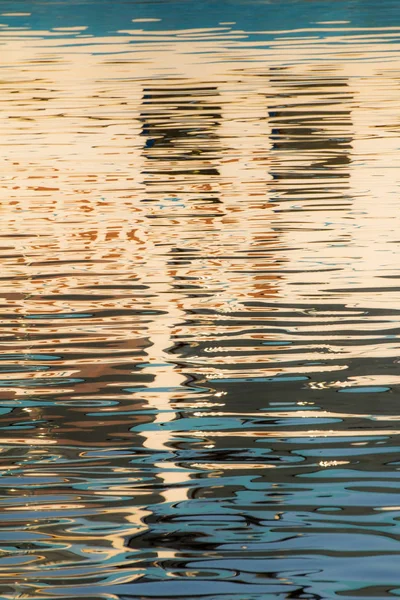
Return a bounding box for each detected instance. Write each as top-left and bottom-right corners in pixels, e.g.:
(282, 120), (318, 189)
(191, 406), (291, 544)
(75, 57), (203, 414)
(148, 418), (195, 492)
(4, 0), (400, 598)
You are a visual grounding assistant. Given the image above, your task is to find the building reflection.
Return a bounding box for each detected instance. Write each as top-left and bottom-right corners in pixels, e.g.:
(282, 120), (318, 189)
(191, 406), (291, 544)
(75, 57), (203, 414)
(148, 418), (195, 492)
(267, 65), (354, 303)
(135, 83), (224, 527)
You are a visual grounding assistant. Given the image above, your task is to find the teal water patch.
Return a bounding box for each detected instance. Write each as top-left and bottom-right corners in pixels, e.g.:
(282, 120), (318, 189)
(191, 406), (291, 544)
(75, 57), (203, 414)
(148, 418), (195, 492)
(25, 313), (92, 319)
(211, 376), (309, 383)
(0, 378), (84, 387)
(338, 386), (390, 393)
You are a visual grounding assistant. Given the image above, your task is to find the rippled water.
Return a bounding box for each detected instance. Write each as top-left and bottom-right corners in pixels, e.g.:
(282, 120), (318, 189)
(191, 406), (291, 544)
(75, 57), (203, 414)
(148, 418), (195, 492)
(3, 0), (400, 597)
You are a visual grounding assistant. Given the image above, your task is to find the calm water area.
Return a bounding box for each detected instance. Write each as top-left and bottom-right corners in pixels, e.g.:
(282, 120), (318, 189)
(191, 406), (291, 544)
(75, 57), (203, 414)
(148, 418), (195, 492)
(3, 0), (400, 597)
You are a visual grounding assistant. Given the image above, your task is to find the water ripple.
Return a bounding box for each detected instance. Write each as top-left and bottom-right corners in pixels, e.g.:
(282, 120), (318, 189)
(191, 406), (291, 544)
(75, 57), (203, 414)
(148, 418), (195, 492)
(2, 0), (400, 598)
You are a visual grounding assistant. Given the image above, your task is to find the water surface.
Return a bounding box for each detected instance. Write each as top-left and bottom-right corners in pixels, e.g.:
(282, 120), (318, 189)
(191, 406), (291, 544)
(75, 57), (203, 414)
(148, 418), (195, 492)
(2, 0), (400, 598)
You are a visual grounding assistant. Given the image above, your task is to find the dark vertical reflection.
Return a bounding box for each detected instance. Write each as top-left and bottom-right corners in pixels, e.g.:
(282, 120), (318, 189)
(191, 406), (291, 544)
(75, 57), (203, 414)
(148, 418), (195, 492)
(268, 67), (352, 207)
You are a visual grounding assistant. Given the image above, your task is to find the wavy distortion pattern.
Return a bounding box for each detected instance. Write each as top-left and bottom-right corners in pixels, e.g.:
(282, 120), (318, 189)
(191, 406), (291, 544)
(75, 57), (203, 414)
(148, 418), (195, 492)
(2, 1), (400, 598)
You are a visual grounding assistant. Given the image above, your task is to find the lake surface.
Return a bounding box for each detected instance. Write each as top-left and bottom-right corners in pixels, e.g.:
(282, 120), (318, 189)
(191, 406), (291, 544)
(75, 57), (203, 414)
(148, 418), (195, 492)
(2, 0), (400, 597)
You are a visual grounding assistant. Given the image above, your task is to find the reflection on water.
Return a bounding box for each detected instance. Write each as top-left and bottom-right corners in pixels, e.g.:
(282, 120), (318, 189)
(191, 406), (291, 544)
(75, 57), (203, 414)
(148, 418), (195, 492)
(3, 0), (400, 597)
